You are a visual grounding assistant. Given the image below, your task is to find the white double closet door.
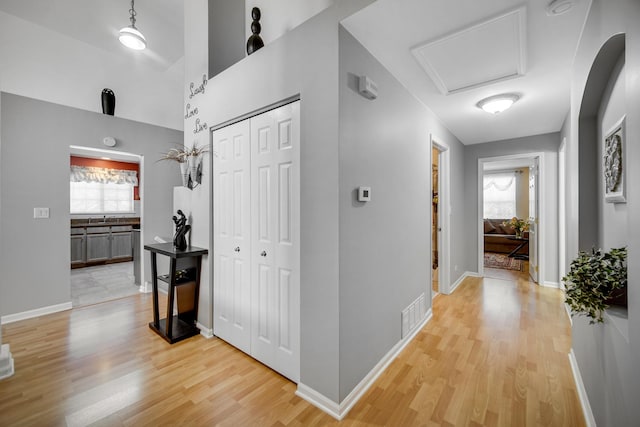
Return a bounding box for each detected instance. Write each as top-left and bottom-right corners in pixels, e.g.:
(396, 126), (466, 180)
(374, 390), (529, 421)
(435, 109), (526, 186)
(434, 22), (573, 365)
(213, 101), (300, 382)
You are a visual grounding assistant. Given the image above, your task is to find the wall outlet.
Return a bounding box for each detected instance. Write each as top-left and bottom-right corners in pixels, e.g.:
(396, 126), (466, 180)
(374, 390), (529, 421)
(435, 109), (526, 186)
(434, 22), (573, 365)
(33, 208), (50, 219)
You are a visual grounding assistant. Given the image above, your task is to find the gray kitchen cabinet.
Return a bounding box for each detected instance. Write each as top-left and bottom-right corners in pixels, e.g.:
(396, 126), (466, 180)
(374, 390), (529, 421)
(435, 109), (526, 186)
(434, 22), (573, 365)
(71, 222), (137, 268)
(86, 232), (111, 263)
(111, 231), (133, 260)
(70, 234), (86, 266)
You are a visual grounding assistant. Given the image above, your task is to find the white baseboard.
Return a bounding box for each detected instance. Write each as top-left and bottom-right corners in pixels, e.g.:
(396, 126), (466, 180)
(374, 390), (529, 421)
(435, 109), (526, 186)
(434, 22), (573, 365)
(140, 281), (168, 295)
(1, 301), (72, 324)
(568, 349), (596, 427)
(564, 303), (573, 325)
(139, 281), (153, 294)
(296, 383), (341, 420)
(196, 322), (214, 339)
(449, 271), (480, 294)
(540, 281), (560, 289)
(296, 309), (433, 420)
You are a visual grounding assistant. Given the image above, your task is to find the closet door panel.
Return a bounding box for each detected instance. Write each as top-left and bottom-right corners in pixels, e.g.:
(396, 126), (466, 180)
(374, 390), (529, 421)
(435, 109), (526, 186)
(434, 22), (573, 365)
(213, 120), (251, 354)
(250, 102), (300, 382)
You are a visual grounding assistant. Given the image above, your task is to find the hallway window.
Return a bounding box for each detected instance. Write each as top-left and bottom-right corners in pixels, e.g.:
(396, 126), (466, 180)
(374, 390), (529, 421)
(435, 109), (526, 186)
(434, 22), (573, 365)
(484, 172), (516, 218)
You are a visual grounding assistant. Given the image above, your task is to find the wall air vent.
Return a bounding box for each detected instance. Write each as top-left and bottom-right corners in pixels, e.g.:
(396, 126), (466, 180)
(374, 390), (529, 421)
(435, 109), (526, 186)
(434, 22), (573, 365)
(402, 293), (426, 338)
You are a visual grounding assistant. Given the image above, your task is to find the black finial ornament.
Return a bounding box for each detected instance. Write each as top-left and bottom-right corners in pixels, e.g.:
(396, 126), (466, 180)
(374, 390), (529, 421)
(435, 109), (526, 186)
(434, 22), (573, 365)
(246, 7), (264, 55)
(101, 88), (115, 115)
(172, 210), (191, 250)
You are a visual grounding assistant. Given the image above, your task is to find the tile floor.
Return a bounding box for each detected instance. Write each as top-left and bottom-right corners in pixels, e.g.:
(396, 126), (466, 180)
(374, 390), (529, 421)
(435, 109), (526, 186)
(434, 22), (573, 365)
(70, 262), (139, 307)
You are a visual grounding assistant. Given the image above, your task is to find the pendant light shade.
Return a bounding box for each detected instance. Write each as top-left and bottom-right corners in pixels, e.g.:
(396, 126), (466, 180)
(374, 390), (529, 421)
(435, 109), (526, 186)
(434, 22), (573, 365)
(119, 0), (146, 50)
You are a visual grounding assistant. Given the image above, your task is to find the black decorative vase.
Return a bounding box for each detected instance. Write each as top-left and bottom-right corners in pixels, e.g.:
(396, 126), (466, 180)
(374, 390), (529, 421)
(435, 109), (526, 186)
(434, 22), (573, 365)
(246, 7), (264, 55)
(101, 88), (115, 116)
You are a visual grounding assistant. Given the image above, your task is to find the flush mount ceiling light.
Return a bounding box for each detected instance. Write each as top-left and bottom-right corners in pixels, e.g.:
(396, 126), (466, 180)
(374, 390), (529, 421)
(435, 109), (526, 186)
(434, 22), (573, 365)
(546, 0), (574, 16)
(477, 94), (520, 114)
(119, 0), (146, 50)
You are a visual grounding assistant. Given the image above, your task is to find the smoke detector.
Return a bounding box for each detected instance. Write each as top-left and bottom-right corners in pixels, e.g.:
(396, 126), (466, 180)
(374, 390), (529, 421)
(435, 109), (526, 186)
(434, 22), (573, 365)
(546, 0), (574, 16)
(103, 136), (117, 147)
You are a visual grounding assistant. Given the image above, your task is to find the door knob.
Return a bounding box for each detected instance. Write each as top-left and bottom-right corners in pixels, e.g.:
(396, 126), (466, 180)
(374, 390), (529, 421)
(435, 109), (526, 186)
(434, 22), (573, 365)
(234, 247), (240, 252)
(261, 251), (267, 257)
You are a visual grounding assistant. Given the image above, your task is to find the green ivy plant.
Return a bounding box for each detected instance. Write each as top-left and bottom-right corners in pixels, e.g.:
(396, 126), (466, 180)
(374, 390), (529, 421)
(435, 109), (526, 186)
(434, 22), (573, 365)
(563, 247), (627, 324)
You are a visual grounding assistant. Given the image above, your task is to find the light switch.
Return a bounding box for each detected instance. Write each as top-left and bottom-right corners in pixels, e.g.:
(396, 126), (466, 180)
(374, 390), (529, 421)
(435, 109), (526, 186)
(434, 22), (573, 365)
(358, 187), (371, 202)
(33, 208), (50, 219)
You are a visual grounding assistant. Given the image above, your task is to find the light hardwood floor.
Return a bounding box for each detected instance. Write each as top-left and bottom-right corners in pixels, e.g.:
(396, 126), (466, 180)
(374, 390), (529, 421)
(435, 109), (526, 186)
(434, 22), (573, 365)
(0, 273), (583, 426)
(484, 258), (531, 283)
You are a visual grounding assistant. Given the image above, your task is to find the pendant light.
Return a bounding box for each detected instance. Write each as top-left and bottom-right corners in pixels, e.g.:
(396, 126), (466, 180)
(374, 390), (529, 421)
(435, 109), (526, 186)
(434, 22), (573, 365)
(119, 0), (146, 51)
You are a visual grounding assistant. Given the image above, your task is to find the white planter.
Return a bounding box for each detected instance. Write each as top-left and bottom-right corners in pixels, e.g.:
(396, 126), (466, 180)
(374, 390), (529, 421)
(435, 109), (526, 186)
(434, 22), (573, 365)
(179, 162), (189, 187)
(188, 155), (200, 187)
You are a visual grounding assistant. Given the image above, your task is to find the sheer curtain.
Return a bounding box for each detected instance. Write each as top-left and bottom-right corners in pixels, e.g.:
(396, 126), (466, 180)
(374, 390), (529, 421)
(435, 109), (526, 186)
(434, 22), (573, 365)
(483, 172), (516, 218)
(70, 166), (138, 185)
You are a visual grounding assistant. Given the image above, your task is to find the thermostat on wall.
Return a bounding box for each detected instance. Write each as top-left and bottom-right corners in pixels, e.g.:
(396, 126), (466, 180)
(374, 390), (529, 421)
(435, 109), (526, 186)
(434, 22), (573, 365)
(358, 76), (378, 100)
(358, 186), (371, 202)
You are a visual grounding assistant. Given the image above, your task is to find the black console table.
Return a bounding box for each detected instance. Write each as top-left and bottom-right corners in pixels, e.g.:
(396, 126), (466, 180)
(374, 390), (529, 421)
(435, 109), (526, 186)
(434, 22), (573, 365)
(144, 243), (208, 344)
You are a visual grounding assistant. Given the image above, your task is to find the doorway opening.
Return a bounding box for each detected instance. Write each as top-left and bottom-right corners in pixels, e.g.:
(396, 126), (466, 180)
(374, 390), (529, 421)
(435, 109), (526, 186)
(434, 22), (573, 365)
(558, 138), (567, 286)
(431, 147), (439, 294)
(69, 145), (144, 308)
(431, 136), (450, 298)
(478, 153), (544, 283)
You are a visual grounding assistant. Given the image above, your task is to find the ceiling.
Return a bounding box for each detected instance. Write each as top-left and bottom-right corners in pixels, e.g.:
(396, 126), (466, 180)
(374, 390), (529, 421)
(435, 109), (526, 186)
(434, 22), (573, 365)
(0, 0), (184, 72)
(342, 0), (591, 145)
(0, 0), (590, 146)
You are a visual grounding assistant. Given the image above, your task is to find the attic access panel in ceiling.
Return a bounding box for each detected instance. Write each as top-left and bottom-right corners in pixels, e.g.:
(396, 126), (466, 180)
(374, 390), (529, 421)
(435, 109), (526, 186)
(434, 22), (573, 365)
(411, 7), (527, 95)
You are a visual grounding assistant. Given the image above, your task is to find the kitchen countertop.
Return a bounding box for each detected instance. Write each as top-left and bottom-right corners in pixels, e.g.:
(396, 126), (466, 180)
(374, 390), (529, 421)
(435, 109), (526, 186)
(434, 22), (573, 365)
(71, 217), (140, 228)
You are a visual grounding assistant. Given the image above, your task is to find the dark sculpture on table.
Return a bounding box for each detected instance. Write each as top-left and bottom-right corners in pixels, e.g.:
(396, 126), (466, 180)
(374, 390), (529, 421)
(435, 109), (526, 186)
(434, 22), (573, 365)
(172, 210), (191, 250)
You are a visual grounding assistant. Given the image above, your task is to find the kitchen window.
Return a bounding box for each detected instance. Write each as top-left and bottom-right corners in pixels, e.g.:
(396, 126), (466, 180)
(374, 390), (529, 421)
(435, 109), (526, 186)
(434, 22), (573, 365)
(70, 181), (134, 213)
(70, 166), (138, 214)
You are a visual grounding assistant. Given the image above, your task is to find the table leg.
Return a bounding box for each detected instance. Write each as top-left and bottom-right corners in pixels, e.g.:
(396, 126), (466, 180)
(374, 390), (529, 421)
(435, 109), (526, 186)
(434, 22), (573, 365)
(508, 241), (529, 258)
(166, 258), (177, 341)
(150, 252), (159, 327)
(191, 255), (202, 324)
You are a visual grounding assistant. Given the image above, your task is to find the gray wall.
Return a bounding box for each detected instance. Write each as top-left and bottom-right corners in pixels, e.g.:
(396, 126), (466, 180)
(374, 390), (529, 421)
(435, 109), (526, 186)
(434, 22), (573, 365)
(597, 53), (627, 249)
(195, 0), (468, 403)
(565, 0), (640, 425)
(337, 27), (466, 400)
(208, 0), (245, 78)
(516, 168), (529, 219)
(463, 133), (560, 284)
(196, 0), (375, 403)
(0, 93), (182, 316)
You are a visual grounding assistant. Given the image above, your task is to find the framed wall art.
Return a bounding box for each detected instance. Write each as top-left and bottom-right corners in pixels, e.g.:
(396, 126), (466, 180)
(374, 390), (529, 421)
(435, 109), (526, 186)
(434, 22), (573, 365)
(603, 115), (626, 203)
